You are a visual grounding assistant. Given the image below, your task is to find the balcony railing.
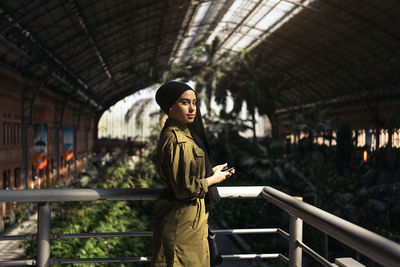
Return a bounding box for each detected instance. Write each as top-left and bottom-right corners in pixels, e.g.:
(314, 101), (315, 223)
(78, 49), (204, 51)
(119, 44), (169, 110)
(0, 186), (399, 266)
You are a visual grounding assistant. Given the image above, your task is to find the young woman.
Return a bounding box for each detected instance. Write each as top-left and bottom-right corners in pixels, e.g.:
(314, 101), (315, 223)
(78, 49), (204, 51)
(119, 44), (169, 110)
(151, 81), (234, 266)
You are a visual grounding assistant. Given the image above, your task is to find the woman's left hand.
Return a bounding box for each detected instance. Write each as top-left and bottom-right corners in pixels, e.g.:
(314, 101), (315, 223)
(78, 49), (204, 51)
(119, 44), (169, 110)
(212, 163), (228, 173)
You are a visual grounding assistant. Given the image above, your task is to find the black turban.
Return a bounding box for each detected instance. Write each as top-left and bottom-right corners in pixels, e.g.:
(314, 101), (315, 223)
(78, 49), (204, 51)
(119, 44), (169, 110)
(155, 81), (194, 114)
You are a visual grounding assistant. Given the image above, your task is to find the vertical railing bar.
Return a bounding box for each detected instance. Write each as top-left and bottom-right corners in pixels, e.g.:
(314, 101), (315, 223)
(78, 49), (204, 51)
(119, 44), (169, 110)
(289, 196), (303, 267)
(325, 233), (329, 259)
(37, 202), (51, 267)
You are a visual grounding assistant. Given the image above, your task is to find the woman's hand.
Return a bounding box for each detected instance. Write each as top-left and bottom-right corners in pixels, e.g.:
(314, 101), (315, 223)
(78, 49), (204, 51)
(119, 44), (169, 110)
(207, 163), (235, 187)
(212, 163), (228, 173)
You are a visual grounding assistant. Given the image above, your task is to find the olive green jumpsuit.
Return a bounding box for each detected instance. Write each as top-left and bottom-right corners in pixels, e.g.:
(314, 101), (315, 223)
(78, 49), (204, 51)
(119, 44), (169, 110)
(151, 119), (210, 267)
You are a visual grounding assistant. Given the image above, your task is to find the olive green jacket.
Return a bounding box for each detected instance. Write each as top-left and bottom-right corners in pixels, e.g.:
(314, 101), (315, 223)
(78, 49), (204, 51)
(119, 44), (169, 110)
(151, 119), (210, 267)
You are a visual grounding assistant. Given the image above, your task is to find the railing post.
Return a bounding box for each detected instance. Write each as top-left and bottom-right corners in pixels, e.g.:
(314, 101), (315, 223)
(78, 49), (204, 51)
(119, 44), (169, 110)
(289, 197), (303, 267)
(38, 202), (51, 267)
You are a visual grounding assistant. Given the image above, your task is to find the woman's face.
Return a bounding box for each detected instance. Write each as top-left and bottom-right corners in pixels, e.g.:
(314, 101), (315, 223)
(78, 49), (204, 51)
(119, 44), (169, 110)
(169, 90), (197, 124)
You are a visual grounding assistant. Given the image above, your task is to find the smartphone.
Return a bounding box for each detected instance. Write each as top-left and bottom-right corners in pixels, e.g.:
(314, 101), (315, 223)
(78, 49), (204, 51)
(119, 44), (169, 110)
(224, 167), (235, 172)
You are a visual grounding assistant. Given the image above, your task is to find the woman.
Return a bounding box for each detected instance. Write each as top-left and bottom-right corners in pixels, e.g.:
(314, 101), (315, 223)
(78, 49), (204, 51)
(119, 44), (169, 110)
(151, 81), (234, 267)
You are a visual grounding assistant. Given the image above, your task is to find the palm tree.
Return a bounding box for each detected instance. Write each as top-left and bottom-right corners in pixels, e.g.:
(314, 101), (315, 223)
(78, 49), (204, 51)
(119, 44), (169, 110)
(125, 98), (157, 140)
(190, 37), (233, 111)
(162, 37), (233, 113)
(279, 107), (337, 148)
(217, 49), (285, 140)
(161, 62), (192, 83)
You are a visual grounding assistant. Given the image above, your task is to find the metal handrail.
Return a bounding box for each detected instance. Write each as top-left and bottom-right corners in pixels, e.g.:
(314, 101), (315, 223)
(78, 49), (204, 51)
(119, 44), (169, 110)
(261, 186), (400, 267)
(0, 228), (284, 241)
(0, 186), (265, 203)
(0, 186), (399, 267)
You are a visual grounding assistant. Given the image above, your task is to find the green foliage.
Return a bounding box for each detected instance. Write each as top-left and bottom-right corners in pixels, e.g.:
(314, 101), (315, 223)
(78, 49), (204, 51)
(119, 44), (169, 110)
(161, 62), (192, 82)
(190, 36), (233, 111)
(124, 98), (154, 128)
(207, 107), (399, 266)
(203, 109), (251, 167)
(14, 203), (31, 224)
(217, 49), (287, 138)
(279, 107), (337, 147)
(23, 149), (161, 266)
(161, 36), (235, 112)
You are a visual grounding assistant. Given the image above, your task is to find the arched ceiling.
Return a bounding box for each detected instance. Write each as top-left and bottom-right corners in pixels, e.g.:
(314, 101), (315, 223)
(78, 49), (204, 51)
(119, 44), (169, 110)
(1, 0), (400, 115)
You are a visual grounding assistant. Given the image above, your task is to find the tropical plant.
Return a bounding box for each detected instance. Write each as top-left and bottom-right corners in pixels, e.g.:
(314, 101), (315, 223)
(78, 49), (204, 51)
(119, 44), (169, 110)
(161, 62), (192, 82)
(22, 151), (161, 266)
(124, 96), (162, 141)
(279, 107), (337, 148)
(189, 36), (234, 111)
(203, 108), (252, 167)
(217, 49), (286, 140)
(162, 37), (234, 113)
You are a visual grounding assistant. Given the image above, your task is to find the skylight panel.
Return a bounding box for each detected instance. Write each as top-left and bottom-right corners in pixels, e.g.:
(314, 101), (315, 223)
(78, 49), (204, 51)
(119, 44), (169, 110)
(254, 7), (285, 31)
(246, 2), (274, 26)
(195, 1), (211, 24)
(278, 1), (296, 11)
(173, 1), (211, 61)
(221, 0), (314, 52)
(172, 0), (315, 62)
(224, 33), (245, 50)
(248, 27), (263, 38)
(234, 35), (255, 50)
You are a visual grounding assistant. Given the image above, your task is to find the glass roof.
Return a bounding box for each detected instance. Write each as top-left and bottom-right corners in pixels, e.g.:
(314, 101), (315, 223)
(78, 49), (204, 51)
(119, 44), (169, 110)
(173, 0), (315, 62)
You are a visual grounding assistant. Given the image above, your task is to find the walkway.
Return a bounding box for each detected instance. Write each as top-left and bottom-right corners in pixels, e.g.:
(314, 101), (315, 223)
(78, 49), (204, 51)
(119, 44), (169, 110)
(0, 212), (37, 261)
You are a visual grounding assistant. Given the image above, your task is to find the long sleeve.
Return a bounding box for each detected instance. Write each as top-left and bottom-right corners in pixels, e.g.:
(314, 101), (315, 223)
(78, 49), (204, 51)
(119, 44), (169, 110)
(159, 136), (208, 200)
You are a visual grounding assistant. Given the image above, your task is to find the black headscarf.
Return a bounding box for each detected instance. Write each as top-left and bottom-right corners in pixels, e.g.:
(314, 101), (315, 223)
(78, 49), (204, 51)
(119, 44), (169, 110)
(155, 81), (210, 153)
(156, 81), (193, 114)
(155, 81), (220, 211)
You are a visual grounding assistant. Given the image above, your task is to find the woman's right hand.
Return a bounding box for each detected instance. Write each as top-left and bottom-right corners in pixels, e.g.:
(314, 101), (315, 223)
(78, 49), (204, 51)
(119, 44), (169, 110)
(206, 163), (235, 186)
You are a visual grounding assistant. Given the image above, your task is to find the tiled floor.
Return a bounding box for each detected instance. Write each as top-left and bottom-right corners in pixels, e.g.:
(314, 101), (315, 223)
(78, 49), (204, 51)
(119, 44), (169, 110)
(0, 212), (37, 261)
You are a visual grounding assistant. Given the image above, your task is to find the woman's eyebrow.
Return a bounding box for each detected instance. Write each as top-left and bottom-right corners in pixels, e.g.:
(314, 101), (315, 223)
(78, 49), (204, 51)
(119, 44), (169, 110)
(179, 97), (196, 101)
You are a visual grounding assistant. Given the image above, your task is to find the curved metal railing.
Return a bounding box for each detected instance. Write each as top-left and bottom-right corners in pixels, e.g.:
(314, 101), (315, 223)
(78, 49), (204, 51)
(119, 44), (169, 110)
(261, 186), (400, 267)
(0, 186), (399, 266)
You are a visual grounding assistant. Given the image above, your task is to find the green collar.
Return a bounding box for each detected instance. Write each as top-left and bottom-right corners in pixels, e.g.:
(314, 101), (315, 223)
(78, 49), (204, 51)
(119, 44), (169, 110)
(164, 118), (193, 141)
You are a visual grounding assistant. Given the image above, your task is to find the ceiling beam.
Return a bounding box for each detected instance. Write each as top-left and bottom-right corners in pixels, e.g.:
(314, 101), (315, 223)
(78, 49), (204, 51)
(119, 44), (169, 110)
(216, 0), (264, 50)
(168, 0), (199, 63)
(68, 0), (122, 102)
(68, 32), (179, 85)
(0, 5), (102, 110)
(0, 0), (51, 35)
(41, 13), (179, 79)
(322, 0), (400, 43)
(0, 57), (96, 110)
(189, 0), (234, 48)
(88, 50), (171, 93)
(148, 0), (169, 79)
(68, 0), (113, 81)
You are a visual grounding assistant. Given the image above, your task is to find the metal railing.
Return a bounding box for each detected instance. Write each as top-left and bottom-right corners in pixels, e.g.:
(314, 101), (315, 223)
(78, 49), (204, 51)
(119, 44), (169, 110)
(0, 186), (399, 266)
